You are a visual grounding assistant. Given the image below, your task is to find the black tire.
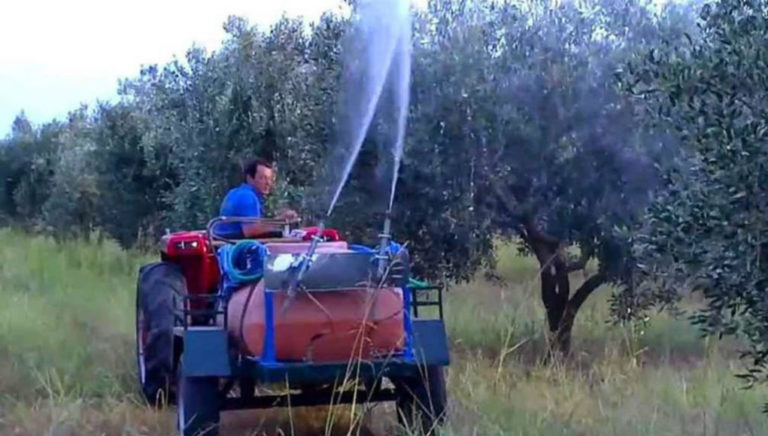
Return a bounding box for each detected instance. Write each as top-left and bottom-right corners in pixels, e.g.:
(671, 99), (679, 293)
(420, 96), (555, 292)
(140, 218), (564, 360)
(394, 366), (447, 435)
(177, 362), (221, 436)
(136, 262), (185, 407)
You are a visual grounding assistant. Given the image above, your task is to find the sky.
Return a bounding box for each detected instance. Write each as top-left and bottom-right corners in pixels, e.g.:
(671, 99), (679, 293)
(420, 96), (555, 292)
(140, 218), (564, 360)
(0, 0), (348, 136)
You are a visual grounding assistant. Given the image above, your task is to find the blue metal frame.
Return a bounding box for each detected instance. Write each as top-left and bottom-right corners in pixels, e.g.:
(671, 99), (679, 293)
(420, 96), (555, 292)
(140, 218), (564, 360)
(261, 289), (277, 366)
(402, 285), (415, 362)
(180, 317), (449, 380)
(179, 256), (449, 380)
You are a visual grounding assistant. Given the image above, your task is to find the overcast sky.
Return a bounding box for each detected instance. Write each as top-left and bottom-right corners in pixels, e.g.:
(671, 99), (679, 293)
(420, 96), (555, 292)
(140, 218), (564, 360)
(0, 0), (349, 136)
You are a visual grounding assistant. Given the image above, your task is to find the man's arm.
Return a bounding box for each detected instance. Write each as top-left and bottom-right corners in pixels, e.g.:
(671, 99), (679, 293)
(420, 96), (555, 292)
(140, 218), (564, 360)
(238, 193), (285, 238)
(241, 221), (283, 238)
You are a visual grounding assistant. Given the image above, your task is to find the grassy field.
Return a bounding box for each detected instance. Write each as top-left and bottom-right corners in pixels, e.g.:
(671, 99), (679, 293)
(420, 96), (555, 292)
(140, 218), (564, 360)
(0, 229), (766, 435)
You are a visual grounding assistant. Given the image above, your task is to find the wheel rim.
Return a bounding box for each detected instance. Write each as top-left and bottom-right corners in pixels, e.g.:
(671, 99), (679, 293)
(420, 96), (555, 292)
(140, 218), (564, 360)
(137, 307), (148, 385)
(177, 377), (186, 432)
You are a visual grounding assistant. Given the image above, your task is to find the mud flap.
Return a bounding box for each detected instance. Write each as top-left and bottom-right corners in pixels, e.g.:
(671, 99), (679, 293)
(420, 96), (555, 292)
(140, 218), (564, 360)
(411, 319), (450, 366)
(182, 327), (231, 377)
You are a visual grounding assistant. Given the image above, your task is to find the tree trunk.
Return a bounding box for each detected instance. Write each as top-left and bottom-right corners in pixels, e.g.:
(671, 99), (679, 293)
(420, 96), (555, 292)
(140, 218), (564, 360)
(532, 243), (606, 358)
(538, 255), (569, 358)
(552, 272), (606, 356)
(513, 218), (607, 359)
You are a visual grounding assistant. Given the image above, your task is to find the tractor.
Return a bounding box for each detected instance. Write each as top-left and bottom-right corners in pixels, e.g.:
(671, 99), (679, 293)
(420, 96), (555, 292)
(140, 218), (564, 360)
(135, 216), (450, 435)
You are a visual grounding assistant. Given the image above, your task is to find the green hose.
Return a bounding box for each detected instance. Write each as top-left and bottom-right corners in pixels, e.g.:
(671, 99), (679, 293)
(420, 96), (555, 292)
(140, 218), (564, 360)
(408, 277), (431, 289)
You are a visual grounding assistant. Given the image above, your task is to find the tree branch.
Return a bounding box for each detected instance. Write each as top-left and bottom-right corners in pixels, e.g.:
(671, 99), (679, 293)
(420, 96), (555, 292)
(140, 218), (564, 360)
(566, 272), (606, 315)
(552, 272), (606, 356)
(490, 178), (531, 245)
(490, 178), (519, 217)
(521, 219), (560, 248)
(490, 178), (561, 250)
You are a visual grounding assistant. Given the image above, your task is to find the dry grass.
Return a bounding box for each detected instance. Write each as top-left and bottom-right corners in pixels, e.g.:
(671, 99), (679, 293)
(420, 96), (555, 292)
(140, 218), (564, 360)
(0, 230), (766, 435)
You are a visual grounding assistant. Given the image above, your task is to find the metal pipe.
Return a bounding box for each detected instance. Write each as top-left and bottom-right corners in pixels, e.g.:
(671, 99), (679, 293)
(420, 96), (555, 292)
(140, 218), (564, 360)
(287, 220), (326, 295)
(376, 213), (392, 280)
(206, 216), (290, 249)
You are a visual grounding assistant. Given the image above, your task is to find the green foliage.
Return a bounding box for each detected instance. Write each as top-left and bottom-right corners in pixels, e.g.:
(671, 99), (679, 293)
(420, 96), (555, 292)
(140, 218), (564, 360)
(39, 107), (100, 237)
(118, 14), (344, 233)
(89, 102), (165, 246)
(627, 0), (768, 386)
(0, 113), (61, 226)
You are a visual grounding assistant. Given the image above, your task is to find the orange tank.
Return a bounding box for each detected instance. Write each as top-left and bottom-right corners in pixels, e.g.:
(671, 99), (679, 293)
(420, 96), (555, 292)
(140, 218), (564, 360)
(225, 241), (406, 363)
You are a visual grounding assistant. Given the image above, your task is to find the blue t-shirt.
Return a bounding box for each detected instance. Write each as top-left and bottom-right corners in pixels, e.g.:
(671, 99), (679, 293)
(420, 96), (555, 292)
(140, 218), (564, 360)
(215, 183), (264, 238)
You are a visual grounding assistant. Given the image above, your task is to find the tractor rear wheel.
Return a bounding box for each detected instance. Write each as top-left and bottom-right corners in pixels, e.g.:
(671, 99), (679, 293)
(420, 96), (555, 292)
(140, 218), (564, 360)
(136, 262), (185, 407)
(394, 365), (447, 435)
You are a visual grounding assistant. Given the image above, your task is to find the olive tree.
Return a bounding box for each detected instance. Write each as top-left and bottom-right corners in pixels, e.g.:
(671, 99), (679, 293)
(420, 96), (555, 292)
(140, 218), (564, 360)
(627, 0), (768, 386)
(388, 0), (688, 355)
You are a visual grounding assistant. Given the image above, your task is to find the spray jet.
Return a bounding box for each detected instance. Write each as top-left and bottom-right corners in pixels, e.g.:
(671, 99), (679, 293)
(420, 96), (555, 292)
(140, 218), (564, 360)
(284, 0), (411, 296)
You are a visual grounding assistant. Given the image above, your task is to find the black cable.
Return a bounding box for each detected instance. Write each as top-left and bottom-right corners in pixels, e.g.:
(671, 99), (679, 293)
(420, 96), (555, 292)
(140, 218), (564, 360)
(238, 282), (259, 357)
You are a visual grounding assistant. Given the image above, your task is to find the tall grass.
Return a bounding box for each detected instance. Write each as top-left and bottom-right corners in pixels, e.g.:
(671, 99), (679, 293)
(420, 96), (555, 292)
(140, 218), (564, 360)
(0, 229), (765, 435)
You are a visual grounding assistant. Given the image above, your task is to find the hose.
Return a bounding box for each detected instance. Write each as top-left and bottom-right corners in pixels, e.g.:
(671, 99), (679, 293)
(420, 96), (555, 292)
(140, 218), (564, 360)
(350, 243), (430, 289)
(220, 240), (267, 283)
(217, 240), (267, 358)
(408, 278), (430, 289)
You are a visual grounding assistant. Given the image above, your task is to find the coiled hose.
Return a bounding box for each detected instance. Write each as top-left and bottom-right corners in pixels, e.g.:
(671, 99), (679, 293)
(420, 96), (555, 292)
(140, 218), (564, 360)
(218, 240), (267, 355)
(220, 240), (267, 283)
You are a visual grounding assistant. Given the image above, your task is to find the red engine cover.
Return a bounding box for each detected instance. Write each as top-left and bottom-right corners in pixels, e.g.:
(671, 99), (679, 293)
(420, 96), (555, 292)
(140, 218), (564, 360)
(161, 231), (220, 295)
(300, 227), (341, 242)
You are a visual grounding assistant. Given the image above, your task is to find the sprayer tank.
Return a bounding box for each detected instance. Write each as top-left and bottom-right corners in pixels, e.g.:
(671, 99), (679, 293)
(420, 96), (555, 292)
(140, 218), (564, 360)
(225, 241), (406, 362)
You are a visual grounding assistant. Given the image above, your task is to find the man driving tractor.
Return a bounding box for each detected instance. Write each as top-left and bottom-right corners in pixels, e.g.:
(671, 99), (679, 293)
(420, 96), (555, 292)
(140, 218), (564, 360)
(216, 158), (298, 239)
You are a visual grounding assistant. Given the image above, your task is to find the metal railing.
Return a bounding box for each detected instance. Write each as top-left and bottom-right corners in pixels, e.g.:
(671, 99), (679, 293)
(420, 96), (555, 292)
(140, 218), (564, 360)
(174, 291), (229, 329)
(205, 216), (299, 249)
(410, 284), (445, 320)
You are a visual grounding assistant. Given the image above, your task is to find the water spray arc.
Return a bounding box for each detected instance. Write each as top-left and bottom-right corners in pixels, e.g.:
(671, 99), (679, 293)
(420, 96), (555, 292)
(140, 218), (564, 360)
(387, 15), (412, 213)
(292, 0), (413, 288)
(326, 0), (412, 218)
(378, 10), (412, 278)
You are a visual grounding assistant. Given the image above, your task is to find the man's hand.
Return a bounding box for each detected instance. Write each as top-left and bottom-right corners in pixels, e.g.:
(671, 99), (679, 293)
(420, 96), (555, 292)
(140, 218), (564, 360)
(276, 208), (299, 223)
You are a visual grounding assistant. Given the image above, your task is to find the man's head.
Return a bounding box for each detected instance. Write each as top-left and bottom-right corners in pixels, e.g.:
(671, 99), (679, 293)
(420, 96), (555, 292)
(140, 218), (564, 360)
(244, 158), (275, 196)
